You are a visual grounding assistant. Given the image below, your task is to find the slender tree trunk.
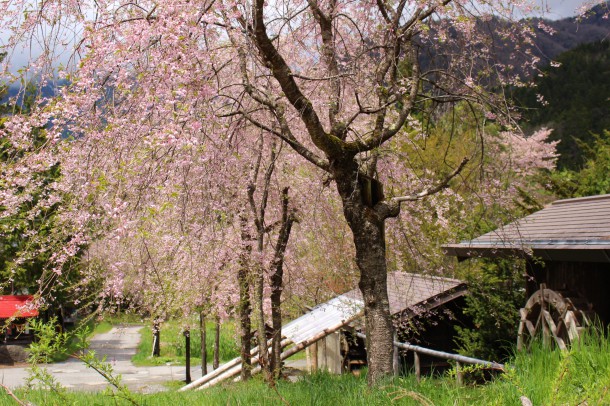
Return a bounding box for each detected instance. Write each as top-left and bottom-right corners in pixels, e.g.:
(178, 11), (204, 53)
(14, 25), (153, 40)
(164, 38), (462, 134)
(270, 187), (296, 378)
(334, 162), (395, 385)
(238, 214), (252, 381)
(152, 320), (161, 357)
(238, 266), (252, 380)
(213, 314), (220, 370)
(200, 311), (207, 376)
(253, 259), (271, 381)
(184, 329), (191, 384)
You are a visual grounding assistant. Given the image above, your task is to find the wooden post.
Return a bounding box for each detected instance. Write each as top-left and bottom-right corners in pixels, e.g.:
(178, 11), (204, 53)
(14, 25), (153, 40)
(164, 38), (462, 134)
(152, 320), (161, 357)
(319, 335), (327, 371)
(414, 352), (421, 383)
(456, 361), (463, 386)
(393, 333), (399, 376)
(184, 330), (192, 384)
(213, 315), (220, 370)
(310, 341), (318, 372)
(200, 312), (207, 376)
(540, 284), (550, 348)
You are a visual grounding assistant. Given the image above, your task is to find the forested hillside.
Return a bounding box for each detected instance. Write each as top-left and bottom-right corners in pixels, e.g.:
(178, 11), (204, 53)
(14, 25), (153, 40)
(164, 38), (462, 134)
(531, 2), (610, 61)
(512, 40), (610, 170)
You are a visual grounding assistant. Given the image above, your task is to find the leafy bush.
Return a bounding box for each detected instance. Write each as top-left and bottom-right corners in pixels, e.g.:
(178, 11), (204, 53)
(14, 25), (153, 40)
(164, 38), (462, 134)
(455, 258), (526, 362)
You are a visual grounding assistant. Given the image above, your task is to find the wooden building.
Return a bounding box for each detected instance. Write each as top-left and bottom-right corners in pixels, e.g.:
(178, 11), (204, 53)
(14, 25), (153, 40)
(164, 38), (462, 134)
(0, 295), (38, 364)
(443, 194), (610, 349)
(184, 273), (472, 389)
(1, 295), (38, 343)
(306, 272), (468, 374)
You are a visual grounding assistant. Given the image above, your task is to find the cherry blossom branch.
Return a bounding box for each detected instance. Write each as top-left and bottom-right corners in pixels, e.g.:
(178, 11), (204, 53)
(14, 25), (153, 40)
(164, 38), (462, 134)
(247, 135), (264, 232)
(376, 157), (469, 220)
(393, 157), (470, 203)
(250, 0), (342, 157)
(225, 107), (331, 172)
(258, 140), (279, 233)
(307, 0), (342, 134)
(289, 72), (352, 82)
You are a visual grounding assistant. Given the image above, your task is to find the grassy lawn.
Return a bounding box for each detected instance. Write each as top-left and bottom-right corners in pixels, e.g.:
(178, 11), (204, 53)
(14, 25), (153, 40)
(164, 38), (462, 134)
(5, 329), (610, 405)
(131, 317), (239, 366)
(129, 317), (306, 366)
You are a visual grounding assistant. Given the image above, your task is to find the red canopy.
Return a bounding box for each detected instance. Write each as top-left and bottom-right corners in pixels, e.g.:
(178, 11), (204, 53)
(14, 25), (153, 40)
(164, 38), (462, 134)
(0, 295), (39, 318)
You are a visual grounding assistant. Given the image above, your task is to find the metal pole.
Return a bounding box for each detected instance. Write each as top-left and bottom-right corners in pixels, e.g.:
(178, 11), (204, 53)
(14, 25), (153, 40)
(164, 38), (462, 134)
(356, 332), (504, 370)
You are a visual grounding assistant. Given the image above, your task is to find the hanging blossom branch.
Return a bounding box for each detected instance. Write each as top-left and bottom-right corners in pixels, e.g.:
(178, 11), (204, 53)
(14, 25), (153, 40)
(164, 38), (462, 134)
(393, 157), (470, 203)
(376, 157), (469, 220)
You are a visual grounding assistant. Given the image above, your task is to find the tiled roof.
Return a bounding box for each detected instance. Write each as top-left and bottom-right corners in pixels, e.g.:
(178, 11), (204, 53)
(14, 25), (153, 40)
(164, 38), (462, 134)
(444, 194), (610, 261)
(345, 272), (466, 315)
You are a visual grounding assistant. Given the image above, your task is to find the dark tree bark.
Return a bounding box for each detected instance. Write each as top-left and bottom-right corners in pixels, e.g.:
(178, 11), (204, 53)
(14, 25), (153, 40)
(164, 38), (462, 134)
(184, 329), (192, 384)
(152, 320), (161, 357)
(333, 161), (396, 384)
(213, 314), (220, 370)
(270, 187), (297, 378)
(200, 311), (207, 376)
(238, 214), (253, 381)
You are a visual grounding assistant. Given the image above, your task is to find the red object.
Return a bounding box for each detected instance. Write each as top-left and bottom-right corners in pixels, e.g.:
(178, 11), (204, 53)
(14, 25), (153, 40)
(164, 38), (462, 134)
(0, 295), (39, 318)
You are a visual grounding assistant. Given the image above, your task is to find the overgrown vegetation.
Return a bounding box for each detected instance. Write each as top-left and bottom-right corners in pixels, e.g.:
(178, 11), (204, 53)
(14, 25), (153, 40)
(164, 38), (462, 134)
(4, 329), (610, 405)
(548, 130), (610, 198)
(455, 259), (526, 362)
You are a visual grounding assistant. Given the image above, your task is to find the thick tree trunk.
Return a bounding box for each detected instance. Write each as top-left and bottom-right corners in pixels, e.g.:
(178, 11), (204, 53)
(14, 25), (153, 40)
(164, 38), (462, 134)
(200, 312), (207, 376)
(334, 162), (395, 385)
(270, 281), (283, 379)
(213, 315), (220, 370)
(354, 220), (394, 385)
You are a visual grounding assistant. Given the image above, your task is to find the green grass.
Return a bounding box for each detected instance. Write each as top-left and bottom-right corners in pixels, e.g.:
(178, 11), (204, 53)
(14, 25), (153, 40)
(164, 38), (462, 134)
(92, 320), (114, 335)
(6, 329), (610, 405)
(101, 312), (148, 325)
(131, 318), (239, 367)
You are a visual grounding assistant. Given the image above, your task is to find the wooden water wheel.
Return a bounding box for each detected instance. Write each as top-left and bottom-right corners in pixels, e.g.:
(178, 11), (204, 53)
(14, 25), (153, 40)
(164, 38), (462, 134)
(517, 284), (595, 351)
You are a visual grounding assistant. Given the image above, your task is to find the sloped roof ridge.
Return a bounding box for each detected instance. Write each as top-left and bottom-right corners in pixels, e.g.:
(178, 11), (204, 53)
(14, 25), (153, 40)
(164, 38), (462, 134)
(388, 271), (463, 285)
(552, 193), (610, 206)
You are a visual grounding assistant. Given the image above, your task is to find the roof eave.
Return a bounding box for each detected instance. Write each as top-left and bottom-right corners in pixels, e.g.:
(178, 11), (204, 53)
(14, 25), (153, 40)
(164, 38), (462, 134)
(443, 244), (610, 263)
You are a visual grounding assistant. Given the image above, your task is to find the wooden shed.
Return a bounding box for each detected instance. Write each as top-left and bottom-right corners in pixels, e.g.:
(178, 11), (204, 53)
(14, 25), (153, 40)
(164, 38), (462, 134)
(443, 194), (610, 349)
(1, 295), (38, 343)
(183, 272), (470, 390)
(306, 272), (468, 374)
